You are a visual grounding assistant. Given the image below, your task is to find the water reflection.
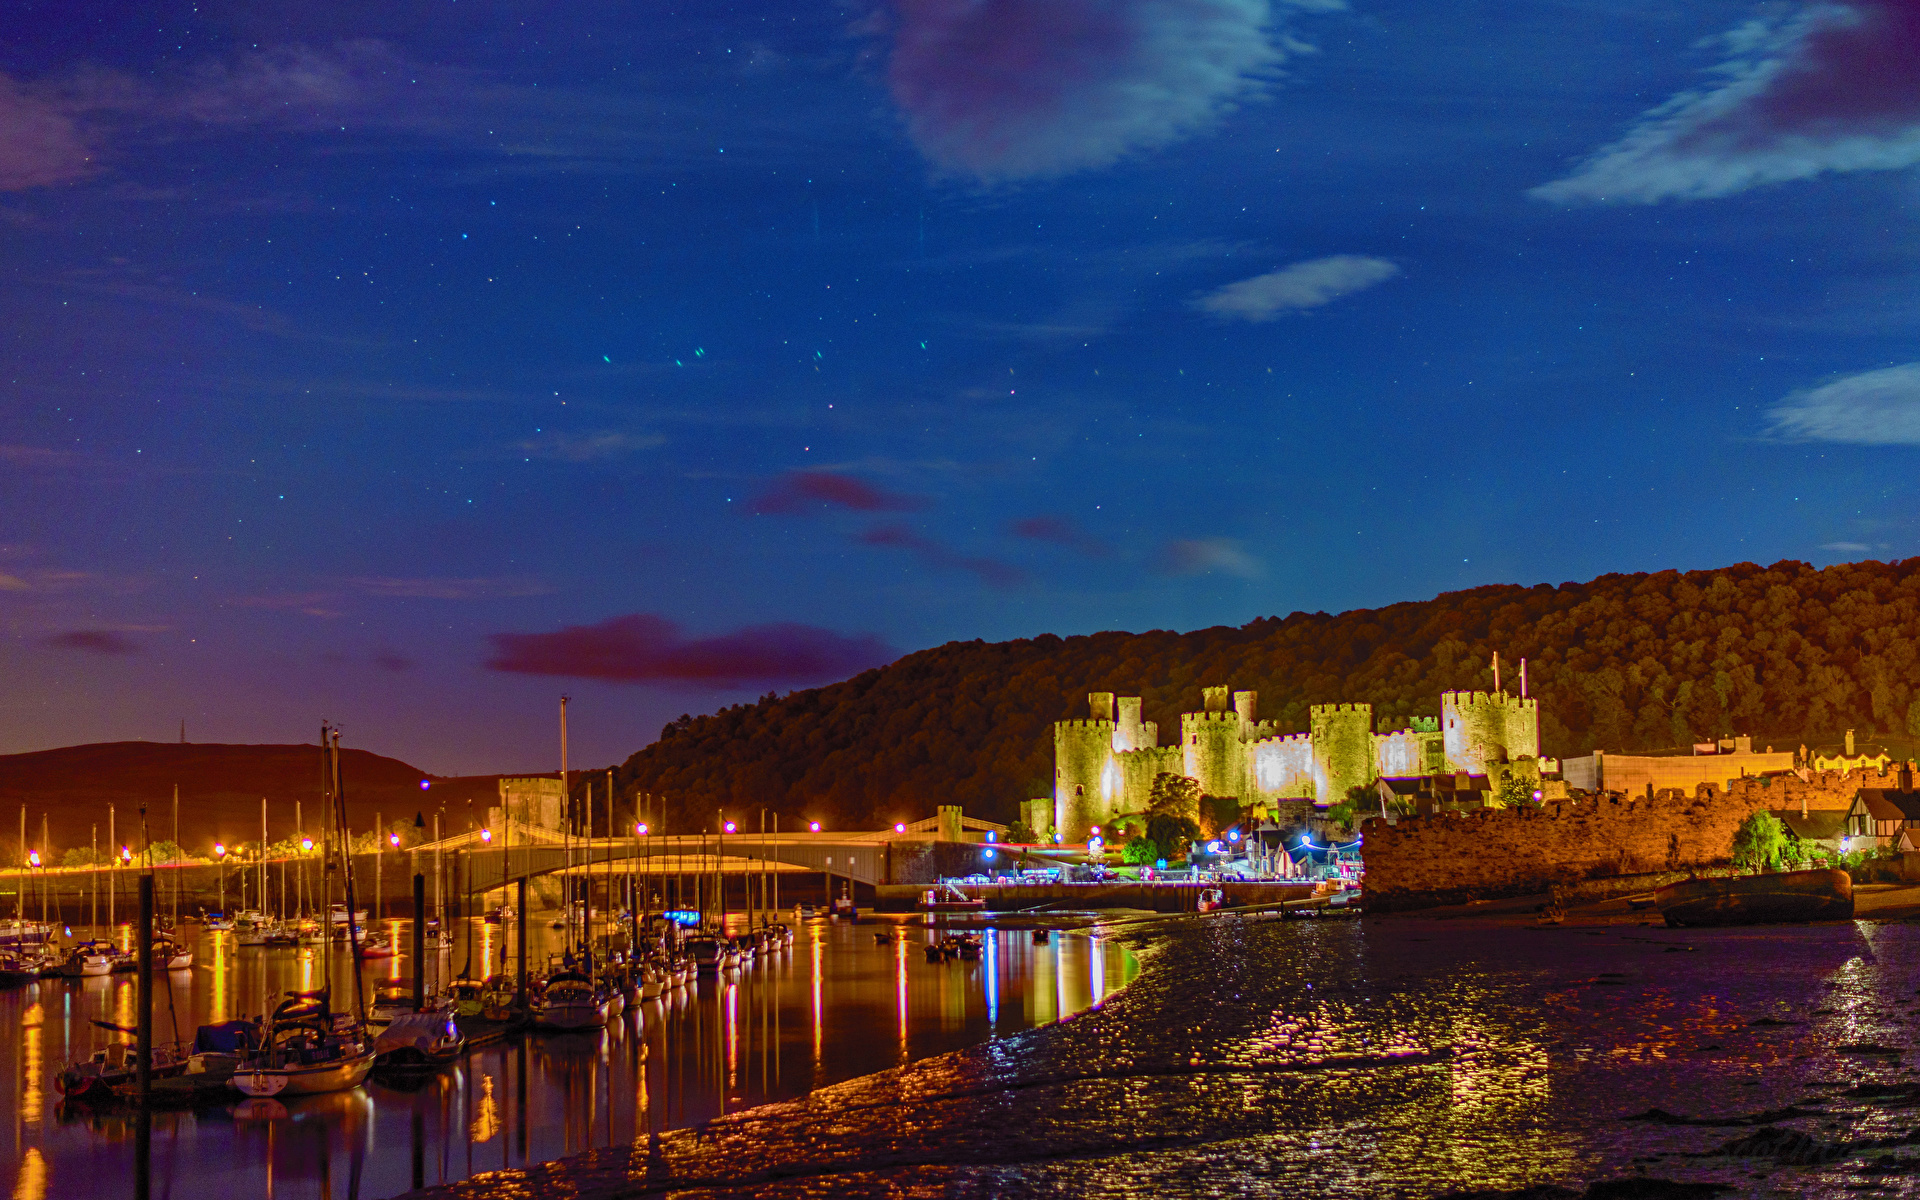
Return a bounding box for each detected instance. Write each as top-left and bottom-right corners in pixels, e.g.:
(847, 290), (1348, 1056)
(0, 916), (1131, 1198)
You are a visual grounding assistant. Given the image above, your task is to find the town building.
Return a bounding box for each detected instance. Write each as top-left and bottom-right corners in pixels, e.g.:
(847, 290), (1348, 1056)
(1559, 737), (1794, 796)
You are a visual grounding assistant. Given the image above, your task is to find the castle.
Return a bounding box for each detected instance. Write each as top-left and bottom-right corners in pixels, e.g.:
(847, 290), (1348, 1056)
(1048, 685), (1540, 840)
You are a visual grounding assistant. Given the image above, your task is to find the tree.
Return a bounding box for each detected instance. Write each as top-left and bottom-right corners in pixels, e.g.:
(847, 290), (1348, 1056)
(1201, 794), (1241, 838)
(1144, 813), (1199, 860)
(60, 848), (102, 868)
(1121, 836), (1160, 865)
(1005, 819), (1036, 844)
(1731, 810), (1789, 872)
(1148, 773), (1201, 819)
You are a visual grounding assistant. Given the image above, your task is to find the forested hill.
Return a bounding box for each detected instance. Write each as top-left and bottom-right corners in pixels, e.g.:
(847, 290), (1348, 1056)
(616, 558), (1920, 831)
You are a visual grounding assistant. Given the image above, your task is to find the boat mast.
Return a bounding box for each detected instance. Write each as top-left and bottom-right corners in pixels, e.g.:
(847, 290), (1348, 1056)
(559, 695), (570, 957)
(330, 726), (368, 1027)
(320, 726), (333, 1003)
(171, 784), (179, 928)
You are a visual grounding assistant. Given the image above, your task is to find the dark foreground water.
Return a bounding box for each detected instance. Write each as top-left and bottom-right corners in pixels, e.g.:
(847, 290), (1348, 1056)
(0, 914), (1134, 1200)
(388, 913), (1920, 1199)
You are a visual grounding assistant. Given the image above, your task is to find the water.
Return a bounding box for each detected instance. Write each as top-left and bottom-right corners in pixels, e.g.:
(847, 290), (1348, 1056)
(0, 915), (1136, 1199)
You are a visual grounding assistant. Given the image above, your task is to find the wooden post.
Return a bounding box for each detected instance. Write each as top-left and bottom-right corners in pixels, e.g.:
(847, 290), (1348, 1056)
(515, 877), (528, 1010)
(136, 873), (154, 1098)
(412, 873), (426, 1012)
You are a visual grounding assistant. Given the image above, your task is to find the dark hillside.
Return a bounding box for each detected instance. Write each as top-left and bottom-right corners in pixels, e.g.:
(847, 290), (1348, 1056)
(616, 559), (1920, 830)
(0, 741), (516, 863)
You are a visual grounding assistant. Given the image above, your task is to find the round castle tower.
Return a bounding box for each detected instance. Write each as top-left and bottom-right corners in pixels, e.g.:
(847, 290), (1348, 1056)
(1310, 702), (1374, 805)
(1054, 692), (1116, 840)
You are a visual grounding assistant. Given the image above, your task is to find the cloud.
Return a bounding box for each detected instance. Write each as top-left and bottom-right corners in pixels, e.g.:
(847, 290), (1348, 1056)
(1534, 2), (1920, 204)
(0, 445), (75, 468)
(858, 524), (1028, 587)
(485, 613), (893, 686)
(1194, 255), (1398, 321)
(0, 77), (95, 188)
(1008, 515), (1111, 556)
(372, 650), (415, 672)
(747, 471), (930, 515)
(1821, 541), (1876, 552)
(514, 431), (665, 462)
(1768, 363), (1920, 444)
(1158, 537), (1264, 578)
(884, 0), (1310, 181)
(347, 576), (552, 600)
(47, 629), (140, 655)
(227, 591), (342, 617)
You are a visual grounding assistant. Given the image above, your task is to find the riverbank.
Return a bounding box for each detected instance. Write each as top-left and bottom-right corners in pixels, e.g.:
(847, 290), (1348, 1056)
(400, 908), (1920, 1199)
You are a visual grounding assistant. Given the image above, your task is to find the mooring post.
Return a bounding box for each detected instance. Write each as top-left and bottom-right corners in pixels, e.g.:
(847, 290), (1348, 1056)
(412, 872), (426, 1012)
(516, 876), (528, 1010)
(136, 873), (154, 1098)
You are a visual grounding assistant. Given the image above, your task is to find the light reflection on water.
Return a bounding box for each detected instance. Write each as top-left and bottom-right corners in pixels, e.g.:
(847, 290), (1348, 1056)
(0, 916), (1132, 1199)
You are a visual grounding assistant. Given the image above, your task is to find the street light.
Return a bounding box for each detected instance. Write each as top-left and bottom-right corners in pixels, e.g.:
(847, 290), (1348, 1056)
(723, 821), (737, 834)
(480, 828), (492, 844)
(893, 823), (906, 834)
(27, 850), (39, 868)
(389, 832), (401, 849)
(120, 846), (132, 865)
(635, 823), (649, 836)
(214, 843), (228, 914)
(808, 821), (821, 833)
(300, 837), (314, 853)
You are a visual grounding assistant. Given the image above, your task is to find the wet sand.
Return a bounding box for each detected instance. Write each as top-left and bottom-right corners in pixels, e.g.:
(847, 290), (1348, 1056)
(396, 907), (1920, 1199)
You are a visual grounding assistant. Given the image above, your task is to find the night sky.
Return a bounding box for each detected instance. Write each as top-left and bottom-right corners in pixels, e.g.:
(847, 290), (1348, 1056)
(3, 1), (1917, 773)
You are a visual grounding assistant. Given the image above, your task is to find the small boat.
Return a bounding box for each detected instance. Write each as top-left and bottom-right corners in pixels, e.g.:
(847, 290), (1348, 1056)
(1196, 887), (1226, 913)
(875, 931), (893, 945)
(156, 938), (193, 971)
(1656, 868), (1853, 927)
(374, 1011), (465, 1072)
(480, 975), (521, 1022)
(1031, 929), (1050, 945)
(185, 1019), (261, 1082)
(230, 995), (374, 1097)
(798, 904), (817, 920)
(53, 942), (116, 978)
(923, 942), (944, 964)
(328, 904), (369, 927)
(483, 906), (515, 926)
(533, 971), (609, 1031)
(55, 1036), (193, 1102)
(0, 920), (54, 949)
(446, 978), (486, 1017)
(0, 949), (50, 984)
(203, 911), (235, 932)
(368, 981), (433, 1029)
(687, 936), (726, 973)
(954, 934), (982, 961)
(356, 933), (396, 960)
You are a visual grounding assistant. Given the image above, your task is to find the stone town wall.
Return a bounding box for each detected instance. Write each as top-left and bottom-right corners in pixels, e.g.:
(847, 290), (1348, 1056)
(1361, 785), (1771, 912)
(1725, 766), (1913, 811)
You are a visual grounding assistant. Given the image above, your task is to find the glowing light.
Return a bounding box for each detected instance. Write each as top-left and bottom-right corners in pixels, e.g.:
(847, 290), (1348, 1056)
(1227, 830), (1240, 843)
(636, 823), (649, 836)
(389, 832), (400, 847)
(985, 831), (996, 843)
(300, 837), (314, 852)
(1090, 825), (1101, 836)
(723, 821), (736, 834)
(808, 821), (821, 832)
(419, 779), (431, 790)
(214, 843), (226, 858)
(893, 823), (906, 833)
(120, 846), (132, 863)
(27, 850), (40, 868)
(480, 828), (492, 843)
(982, 848), (996, 860)
(1206, 840), (1223, 854)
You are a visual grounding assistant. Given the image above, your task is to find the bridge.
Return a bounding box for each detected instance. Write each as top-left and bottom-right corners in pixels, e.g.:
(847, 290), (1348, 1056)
(421, 812), (1052, 895)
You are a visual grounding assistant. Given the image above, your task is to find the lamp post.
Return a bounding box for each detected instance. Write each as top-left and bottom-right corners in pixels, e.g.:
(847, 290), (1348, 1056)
(27, 849), (42, 928)
(214, 843), (227, 915)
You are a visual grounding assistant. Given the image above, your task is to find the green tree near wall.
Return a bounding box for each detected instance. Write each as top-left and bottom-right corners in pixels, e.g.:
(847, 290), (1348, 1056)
(1731, 810), (1790, 872)
(1201, 795), (1241, 838)
(1149, 773), (1201, 819)
(1145, 813), (1200, 860)
(1121, 836), (1161, 865)
(1005, 819), (1036, 844)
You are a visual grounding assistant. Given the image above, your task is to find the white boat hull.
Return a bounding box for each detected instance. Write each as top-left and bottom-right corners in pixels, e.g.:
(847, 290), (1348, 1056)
(534, 1001), (609, 1031)
(232, 1050), (374, 1097)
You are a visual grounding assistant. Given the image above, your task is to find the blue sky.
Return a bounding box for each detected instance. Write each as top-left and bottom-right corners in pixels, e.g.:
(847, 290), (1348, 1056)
(3, 0), (1917, 771)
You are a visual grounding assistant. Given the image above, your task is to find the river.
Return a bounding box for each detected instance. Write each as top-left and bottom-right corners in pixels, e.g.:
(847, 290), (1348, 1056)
(0, 914), (1136, 1199)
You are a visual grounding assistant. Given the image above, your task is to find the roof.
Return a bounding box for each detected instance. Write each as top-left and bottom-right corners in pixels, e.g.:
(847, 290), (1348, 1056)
(1773, 810), (1847, 842)
(1856, 790), (1920, 821)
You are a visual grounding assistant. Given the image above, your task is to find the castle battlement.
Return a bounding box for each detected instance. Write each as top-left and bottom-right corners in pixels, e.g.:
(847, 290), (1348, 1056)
(1055, 718), (1116, 731)
(1180, 711), (1244, 726)
(1443, 690), (1537, 710)
(1310, 702), (1373, 716)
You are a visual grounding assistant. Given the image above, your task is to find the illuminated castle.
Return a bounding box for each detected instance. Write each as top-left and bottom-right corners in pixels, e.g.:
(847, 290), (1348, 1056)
(1049, 684), (1540, 840)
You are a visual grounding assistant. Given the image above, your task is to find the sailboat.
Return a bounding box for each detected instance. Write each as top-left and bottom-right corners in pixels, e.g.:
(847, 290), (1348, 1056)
(229, 992), (374, 1097)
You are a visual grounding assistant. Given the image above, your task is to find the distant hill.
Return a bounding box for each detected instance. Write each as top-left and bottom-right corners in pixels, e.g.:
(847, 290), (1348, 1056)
(615, 558), (1920, 831)
(0, 741), (524, 864)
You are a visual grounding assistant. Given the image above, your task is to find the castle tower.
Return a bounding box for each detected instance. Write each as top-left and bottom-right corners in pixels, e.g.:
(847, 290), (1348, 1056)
(1310, 703), (1374, 805)
(1234, 690), (1258, 734)
(1441, 691), (1539, 775)
(1183, 684), (1247, 800)
(1115, 696), (1149, 751)
(1054, 692), (1117, 840)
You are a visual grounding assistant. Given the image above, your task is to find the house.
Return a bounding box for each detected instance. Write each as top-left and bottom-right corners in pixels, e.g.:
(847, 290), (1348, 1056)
(1773, 809), (1848, 859)
(1843, 790), (1920, 850)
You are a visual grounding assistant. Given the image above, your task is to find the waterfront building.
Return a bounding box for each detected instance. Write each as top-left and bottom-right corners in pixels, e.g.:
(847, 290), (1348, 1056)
(1049, 685), (1542, 841)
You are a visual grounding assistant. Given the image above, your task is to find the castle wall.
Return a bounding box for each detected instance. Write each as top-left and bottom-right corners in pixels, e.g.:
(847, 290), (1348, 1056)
(1115, 746), (1183, 818)
(1310, 703), (1374, 805)
(1374, 729), (1443, 779)
(1114, 696), (1149, 751)
(1361, 785), (1771, 911)
(1252, 734), (1314, 799)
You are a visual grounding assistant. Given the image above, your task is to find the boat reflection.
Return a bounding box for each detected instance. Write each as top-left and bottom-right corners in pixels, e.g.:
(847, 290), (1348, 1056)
(6, 914), (1132, 1198)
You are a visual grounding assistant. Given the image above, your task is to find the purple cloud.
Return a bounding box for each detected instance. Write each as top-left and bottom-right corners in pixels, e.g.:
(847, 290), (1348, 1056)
(884, 0), (1290, 181)
(1157, 537), (1264, 579)
(486, 613), (893, 686)
(47, 629), (140, 655)
(747, 471), (930, 515)
(0, 76), (96, 190)
(373, 650), (415, 672)
(1536, 1), (1920, 203)
(1008, 515), (1111, 557)
(859, 523), (1027, 587)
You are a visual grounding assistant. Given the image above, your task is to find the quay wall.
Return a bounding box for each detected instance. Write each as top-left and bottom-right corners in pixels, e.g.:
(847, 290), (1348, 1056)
(1361, 785), (1770, 913)
(874, 879), (1314, 913)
